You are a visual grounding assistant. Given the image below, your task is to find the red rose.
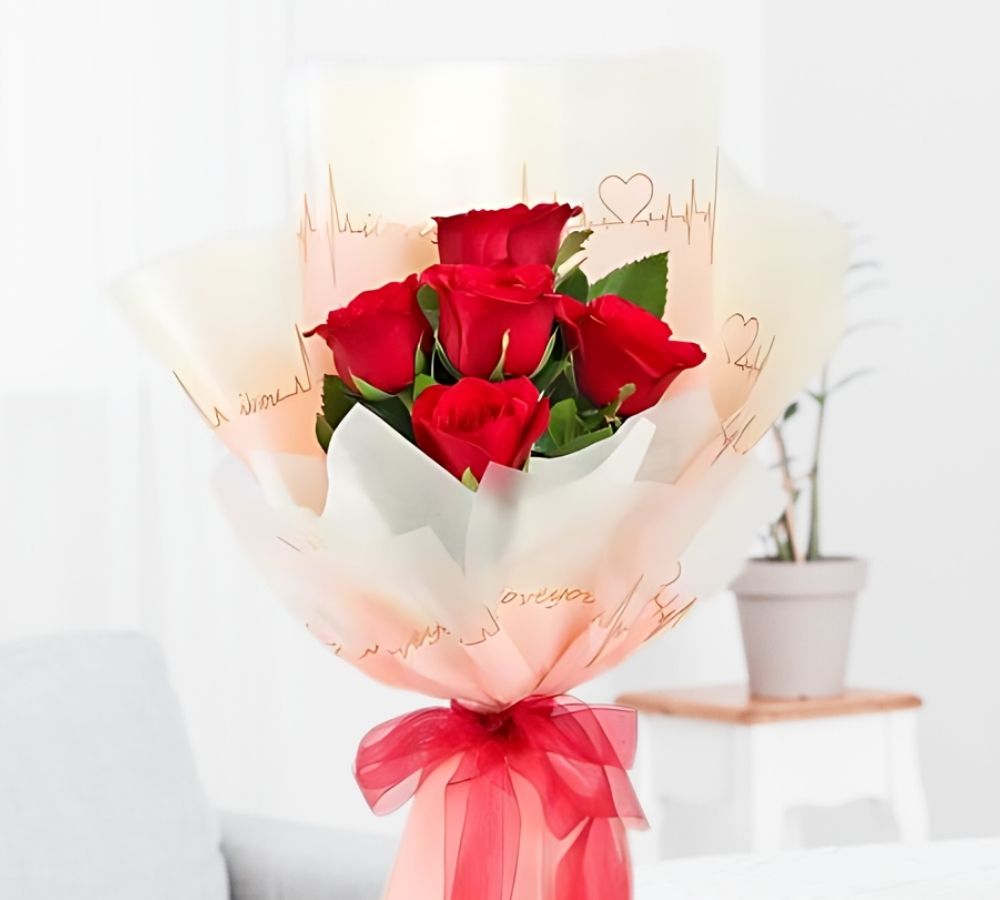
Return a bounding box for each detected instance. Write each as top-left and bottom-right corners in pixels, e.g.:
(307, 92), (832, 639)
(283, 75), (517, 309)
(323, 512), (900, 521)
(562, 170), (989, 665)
(421, 264), (557, 378)
(557, 294), (706, 416)
(412, 377), (550, 482)
(305, 275), (431, 395)
(434, 203), (581, 267)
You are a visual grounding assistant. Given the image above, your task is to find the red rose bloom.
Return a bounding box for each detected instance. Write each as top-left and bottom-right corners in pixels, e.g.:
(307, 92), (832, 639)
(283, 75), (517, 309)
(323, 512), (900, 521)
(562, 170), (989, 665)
(412, 377), (550, 482)
(434, 202), (581, 267)
(305, 275), (431, 395)
(557, 294), (706, 416)
(421, 264), (557, 378)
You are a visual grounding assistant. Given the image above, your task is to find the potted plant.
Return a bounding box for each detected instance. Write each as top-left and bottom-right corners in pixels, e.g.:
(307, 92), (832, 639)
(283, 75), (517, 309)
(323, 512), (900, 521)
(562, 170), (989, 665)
(731, 268), (879, 699)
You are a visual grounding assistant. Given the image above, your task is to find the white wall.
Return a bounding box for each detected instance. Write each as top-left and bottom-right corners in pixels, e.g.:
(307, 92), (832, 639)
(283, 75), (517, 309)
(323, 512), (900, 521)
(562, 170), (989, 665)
(755, 0), (1000, 839)
(1, 0), (997, 842)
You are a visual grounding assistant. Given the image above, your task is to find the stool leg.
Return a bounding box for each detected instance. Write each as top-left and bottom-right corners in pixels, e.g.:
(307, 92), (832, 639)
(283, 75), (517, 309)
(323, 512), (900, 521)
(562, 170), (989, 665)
(745, 791), (786, 854)
(886, 710), (930, 842)
(783, 806), (806, 850)
(731, 728), (786, 854)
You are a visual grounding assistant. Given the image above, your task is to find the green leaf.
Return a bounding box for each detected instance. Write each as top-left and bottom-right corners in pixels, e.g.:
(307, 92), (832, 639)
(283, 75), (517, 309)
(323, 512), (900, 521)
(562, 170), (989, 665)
(364, 396), (414, 442)
(413, 373), (437, 400)
(320, 374), (356, 432)
(600, 383), (636, 420)
(315, 413), (334, 452)
(414, 343), (428, 377)
(399, 343), (430, 412)
(545, 425), (614, 457)
(589, 252), (668, 319)
(489, 330), (511, 382)
(352, 375), (393, 403)
(554, 229), (593, 271)
(532, 357), (569, 396)
(828, 367), (876, 394)
(529, 330), (558, 379)
(546, 397), (580, 446)
(783, 401), (799, 421)
(460, 468), (479, 491)
(556, 267), (589, 302)
(530, 331), (569, 395)
(533, 396), (619, 457)
(563, 355), (579, 396)
(417, 284), (440, 331)
(433, 338), (463, 381)
(842, 318), (894, 339)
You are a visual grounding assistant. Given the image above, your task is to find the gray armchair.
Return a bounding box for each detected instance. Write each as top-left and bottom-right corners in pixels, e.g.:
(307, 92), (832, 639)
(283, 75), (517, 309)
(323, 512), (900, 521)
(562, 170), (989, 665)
(0, 632), (394, 900)
(221, 812), (395, 900)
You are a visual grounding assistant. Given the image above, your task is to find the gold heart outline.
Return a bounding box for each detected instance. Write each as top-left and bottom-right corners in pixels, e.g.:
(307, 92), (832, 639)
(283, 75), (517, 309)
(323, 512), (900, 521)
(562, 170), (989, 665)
(721, 313), (760, 368)
(598, 172), (655, 224)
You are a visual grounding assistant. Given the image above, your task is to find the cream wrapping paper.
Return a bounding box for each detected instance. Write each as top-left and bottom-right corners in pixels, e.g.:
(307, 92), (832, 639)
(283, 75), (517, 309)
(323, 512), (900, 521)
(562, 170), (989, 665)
(115, 54), (849, 900)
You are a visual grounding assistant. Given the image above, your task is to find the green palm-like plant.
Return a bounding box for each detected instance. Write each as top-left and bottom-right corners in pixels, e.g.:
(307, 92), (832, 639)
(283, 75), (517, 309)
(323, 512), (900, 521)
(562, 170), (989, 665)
(769, 256), (886, 562)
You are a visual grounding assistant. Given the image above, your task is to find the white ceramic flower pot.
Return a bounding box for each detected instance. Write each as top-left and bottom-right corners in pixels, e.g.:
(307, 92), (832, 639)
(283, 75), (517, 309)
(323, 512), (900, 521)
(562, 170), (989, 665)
(731, 558), (866, 699)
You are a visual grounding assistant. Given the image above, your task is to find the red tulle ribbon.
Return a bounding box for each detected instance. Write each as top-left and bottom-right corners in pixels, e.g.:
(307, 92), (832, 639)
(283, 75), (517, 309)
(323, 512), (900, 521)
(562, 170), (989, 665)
(354, 695), (647, 900)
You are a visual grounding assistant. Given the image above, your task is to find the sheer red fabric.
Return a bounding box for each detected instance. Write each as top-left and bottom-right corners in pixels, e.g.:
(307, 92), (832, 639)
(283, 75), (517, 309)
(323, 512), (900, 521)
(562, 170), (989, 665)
(355, 695), (647, 900)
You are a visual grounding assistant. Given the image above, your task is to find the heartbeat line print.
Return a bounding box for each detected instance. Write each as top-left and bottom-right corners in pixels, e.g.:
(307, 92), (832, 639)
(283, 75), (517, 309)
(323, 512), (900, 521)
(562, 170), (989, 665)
(172, 326), (313, 429)
(297, 149), (720, 281)
(580, 149), (719, 262)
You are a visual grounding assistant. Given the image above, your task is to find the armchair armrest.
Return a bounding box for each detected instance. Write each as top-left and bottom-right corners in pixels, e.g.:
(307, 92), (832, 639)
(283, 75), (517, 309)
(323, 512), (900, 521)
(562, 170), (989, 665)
(220, 811), (395, 900)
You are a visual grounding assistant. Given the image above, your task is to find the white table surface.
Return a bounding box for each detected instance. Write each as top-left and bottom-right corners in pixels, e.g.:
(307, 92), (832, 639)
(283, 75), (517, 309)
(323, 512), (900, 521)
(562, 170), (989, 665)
(635, 839), (1000, 899)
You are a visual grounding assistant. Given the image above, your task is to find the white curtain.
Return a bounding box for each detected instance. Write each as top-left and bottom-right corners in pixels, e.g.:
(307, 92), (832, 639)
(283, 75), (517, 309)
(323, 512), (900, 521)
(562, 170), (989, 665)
(0, 0), (764, 830)
(0, 0), (414, 831)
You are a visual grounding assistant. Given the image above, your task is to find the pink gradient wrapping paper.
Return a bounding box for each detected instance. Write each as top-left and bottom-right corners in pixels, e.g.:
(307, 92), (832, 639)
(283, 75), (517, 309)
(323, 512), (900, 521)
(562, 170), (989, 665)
(114, 56), (849, 900)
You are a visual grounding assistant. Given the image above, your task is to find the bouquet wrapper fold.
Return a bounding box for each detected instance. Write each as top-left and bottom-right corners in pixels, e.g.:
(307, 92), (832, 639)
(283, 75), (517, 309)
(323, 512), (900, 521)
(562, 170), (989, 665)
(114, 56), (851, 900)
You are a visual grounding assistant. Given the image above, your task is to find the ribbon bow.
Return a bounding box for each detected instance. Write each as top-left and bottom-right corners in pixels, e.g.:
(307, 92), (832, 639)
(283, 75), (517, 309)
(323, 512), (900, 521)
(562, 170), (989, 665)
(355, 695), (647, 900)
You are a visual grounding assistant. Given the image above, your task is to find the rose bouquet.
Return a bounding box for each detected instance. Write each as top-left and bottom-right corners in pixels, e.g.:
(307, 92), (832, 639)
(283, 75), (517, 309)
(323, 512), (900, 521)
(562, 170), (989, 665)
(305, 201), (706, 489)
(115, 58), (848, 900)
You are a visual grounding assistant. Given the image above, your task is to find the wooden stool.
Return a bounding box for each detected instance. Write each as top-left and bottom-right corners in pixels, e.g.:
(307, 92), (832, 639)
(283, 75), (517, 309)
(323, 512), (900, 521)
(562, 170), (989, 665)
(617, 686), (928, 861)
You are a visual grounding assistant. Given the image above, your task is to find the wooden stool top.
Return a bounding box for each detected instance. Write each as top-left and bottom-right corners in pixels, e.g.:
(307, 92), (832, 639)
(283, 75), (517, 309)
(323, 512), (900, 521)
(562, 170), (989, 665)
(616, 685), (922, 725)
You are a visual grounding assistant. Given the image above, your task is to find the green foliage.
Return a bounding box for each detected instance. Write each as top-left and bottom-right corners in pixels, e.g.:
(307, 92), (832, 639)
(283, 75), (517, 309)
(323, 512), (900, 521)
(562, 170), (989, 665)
(319, 372), (415, 446)
(488, 330), (511, 382)
(768, 254), (885, 561)
(319, 374), (356, 430)
(314, 374), (358, 452)
(315, 414), (334, 452)
(546, 397), (580, 446)
(414, 343), (428, 378)
(589, 252), (668, 319)
(533, 396), (615, 458)
(364, 395), (414, 442)
(417, 284), (440, 331)
(544, 426), (614, 457)
(432, 338), (463, 382)
(532, 355), (570, 397)
(554, 229), (593, 270)
(555, 267), (589, 302)
(600, 383), (636, 420)
(529, 331), (558, 379)
(826, 368), (875, 395)
(351, 375), (393, 403)
(413, 373), (437, 400)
